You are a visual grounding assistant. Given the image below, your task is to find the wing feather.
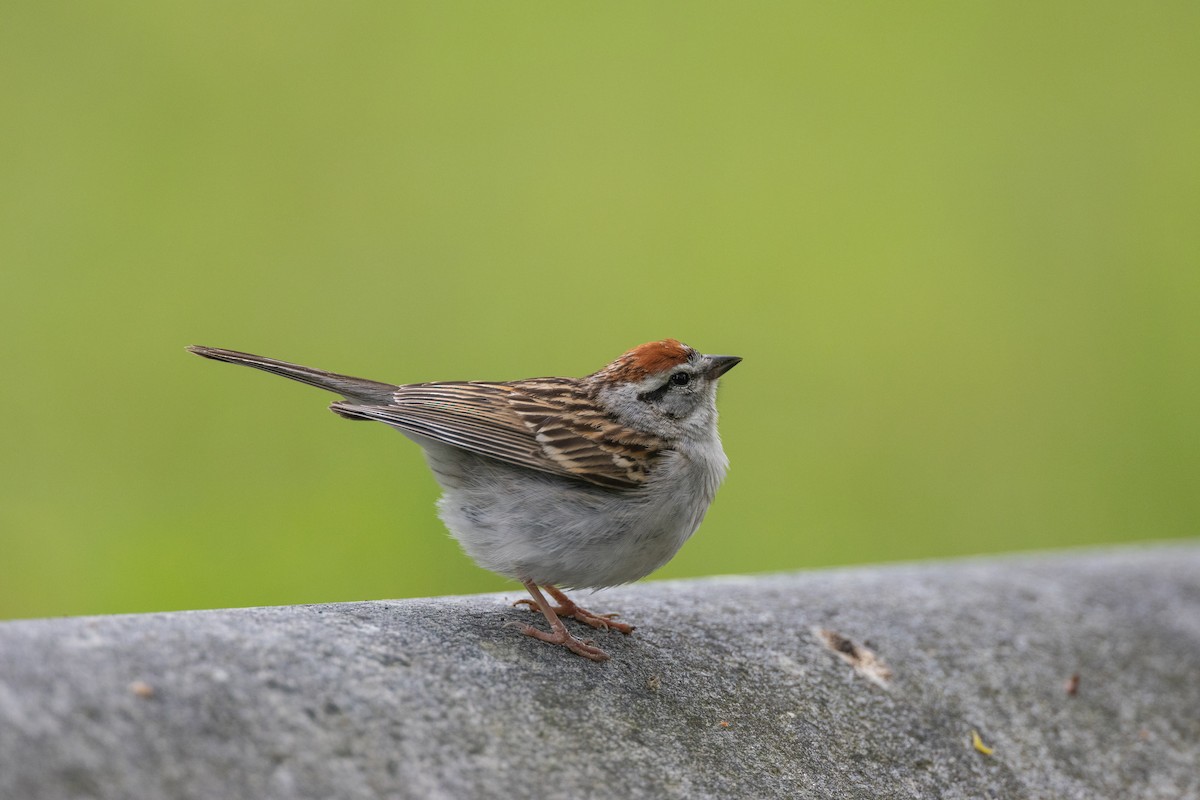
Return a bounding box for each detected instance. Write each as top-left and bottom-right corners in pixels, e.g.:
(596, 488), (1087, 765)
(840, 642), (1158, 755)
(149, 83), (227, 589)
(329, 379), (664, 490)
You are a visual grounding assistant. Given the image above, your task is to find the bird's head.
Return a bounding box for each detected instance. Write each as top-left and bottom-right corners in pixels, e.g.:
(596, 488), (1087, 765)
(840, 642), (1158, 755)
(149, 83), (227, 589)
(588, 339), (741, 441)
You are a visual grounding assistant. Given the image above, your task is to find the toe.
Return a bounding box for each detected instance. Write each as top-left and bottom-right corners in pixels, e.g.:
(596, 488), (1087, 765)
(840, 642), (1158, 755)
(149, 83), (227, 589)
(566, 639), (610, 662)
(517, 623), (611, 661)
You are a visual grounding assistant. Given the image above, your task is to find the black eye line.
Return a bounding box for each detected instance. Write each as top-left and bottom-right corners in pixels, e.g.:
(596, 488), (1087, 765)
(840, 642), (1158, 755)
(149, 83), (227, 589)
(638, 370), (692, 403)
(637, 382), (671, 403)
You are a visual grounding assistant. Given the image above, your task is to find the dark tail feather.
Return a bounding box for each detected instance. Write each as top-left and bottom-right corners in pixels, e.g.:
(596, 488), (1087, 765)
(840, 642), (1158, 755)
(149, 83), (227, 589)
(187, 346), (399, 404)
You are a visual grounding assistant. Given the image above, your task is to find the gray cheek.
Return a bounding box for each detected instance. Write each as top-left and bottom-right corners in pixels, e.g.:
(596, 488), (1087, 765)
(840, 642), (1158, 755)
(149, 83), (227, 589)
(659, 390), (702, 422)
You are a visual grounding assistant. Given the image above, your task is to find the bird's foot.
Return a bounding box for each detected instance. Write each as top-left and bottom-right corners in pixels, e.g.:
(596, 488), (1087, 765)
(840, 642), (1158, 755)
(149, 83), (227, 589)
(513, 586), (635, 635)
(518, 623), (610, 662)
(514, 580), (626, 662)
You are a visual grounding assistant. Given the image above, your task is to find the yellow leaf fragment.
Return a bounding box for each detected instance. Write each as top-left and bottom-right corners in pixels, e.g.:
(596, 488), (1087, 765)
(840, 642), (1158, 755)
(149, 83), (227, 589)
(971, 729), (993, 756)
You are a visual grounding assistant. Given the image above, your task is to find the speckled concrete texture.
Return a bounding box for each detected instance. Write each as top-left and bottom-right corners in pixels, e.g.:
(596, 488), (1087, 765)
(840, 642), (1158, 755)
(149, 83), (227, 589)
(1, 545), (1197, 799)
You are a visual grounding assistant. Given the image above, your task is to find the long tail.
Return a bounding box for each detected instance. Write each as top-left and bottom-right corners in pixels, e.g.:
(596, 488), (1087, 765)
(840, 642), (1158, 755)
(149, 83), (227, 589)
(187, 346), (399, 404)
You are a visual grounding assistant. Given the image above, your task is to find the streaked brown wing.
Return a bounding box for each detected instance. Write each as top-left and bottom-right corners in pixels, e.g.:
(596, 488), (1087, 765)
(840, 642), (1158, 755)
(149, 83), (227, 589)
(506, 379), (665, 488)
(330, 379), (664, 490)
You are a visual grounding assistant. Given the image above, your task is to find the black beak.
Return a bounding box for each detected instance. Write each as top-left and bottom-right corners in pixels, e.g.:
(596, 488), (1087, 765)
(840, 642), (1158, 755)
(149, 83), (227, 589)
(705, 354), (742, 379)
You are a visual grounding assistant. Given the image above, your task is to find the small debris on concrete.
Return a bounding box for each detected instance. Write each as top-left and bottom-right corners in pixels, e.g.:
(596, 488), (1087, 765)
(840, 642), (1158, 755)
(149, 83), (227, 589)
(814, 627), (893, 688)
(129, 681), (155, 699)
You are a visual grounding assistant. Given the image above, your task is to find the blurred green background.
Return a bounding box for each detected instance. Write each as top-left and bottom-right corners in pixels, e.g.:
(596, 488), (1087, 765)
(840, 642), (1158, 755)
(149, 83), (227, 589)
(1, 4), (1197, 621)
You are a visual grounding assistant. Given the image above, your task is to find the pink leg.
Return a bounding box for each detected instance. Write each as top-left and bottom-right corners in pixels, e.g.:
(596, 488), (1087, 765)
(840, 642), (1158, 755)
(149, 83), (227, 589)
(513, 585), (635, 635)
(516, 580), (610, 662)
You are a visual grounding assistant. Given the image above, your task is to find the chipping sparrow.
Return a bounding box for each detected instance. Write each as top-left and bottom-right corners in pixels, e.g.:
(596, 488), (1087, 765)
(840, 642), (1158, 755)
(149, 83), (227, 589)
(188, 340), (740, 661)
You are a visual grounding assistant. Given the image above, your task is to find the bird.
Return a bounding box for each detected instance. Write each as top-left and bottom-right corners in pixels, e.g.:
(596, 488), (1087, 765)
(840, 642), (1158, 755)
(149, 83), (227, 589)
(187, 339), (740, 661)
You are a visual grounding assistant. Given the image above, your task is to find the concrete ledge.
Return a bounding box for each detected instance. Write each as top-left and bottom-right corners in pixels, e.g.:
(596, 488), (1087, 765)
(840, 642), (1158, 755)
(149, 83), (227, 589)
(2, 545), (1198, 799)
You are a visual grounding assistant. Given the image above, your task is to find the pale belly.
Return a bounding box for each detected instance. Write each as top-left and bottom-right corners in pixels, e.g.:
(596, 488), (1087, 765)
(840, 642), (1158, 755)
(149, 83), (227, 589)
(420, 442), (724, 588)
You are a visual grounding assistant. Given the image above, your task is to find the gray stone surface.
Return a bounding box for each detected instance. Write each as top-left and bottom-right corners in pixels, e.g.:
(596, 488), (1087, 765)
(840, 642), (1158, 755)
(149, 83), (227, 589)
(1, 545), (1198, 800)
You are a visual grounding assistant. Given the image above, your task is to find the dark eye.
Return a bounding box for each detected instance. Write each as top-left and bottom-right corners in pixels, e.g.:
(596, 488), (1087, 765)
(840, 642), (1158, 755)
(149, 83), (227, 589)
(670, 372), (690, 386)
